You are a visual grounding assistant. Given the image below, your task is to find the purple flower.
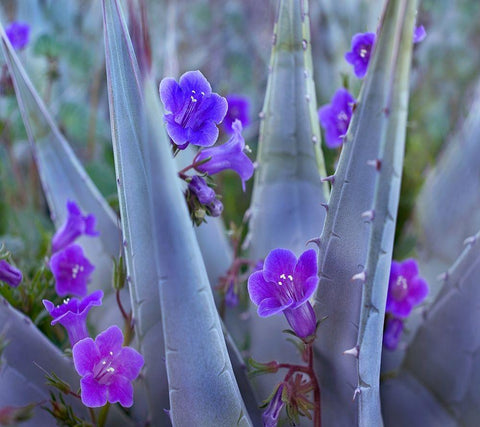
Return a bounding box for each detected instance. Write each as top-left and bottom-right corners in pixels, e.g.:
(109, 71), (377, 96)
(386, 258), (429, 318)
(5, 22), (30, 51)
(248, 248), (318, 338)
(225, 281), (239, 308)
(49, 244), (95, 297)
(318, 88), (356, 148)
(207, 198), (223, 217)
(72, 325), (144, 407)
(194, 120), (254, 191)
(188, 175), (216, 205)
(262, 383), (285, 427)
(345, 32), (375, 78)
(160, 70), (227, 148)
(43, 290), (103, 347)
(383, 317), (404, 351)
(52, 201), (99, 254)
(223, 95), (250, 134)
(0, 260), (22, 287)
(413, 25), (426, 43)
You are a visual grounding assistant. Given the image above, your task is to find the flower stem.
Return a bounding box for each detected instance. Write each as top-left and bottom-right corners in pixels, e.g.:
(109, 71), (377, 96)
(97, 402), (110, 427)
(306, 344), (321, 427)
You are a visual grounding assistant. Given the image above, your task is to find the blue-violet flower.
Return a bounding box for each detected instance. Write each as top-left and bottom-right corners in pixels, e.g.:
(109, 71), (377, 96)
(160, 70), (227, 149)
(262, 383), (285, 427)
(51, 201), (99, 254)
(318, 88), (355, 148)
(223, 94), (250, 134)
(0, 260), (22, 287)
(72, 325), (144, 407)
(386, 258), (428, 318)
(248, 248), (318, 338)
(43, 290), (103, 347)
(194, 119), (254, 191)
(5, 22), (30, 51)
(207, 198), (224, 217)
(50, 244), (95, 297)
(345, 32), (375, 78)
(383, 317), (404, 351)
(413, 25), (426, 43)
(188, 175), (216, 205)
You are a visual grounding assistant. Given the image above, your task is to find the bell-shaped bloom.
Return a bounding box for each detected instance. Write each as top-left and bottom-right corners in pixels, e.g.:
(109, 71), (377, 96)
(223, 95), (250, 134)
(160, 70), (227, 148)
(262, 383), (285, 427)
(72, 325), (144, 407)
(225, 280), (239, 308)
(248, 248), (318, 338)
(413, 25), (426, 43)
(43, 290), (103, 347)
(0, 260), (22, 287)
(386, 258), (429, 318)
(5, 22), (30, 51)
(383, 317), (404, 351)
(207, 198), (223, 217)
(194, 120), (254, 191)
(318, 88), (356, 149)
(51, 201), (99, 254)
(50, 244), (95, 297)
(188, 175), (216, 205)
(345, 32), (375, 79)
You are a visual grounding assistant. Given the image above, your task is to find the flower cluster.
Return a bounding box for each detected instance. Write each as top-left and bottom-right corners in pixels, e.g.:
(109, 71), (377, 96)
(160, 71), (254, 224)
(383, 258), (429, 350)
(43, 201), (144, 408)
(49, 201), (98, 296)
(248, 248), (318, 339)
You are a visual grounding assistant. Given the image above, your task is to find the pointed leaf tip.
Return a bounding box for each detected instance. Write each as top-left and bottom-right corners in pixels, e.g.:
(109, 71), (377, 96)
(343, 346), (359, 358)
(351, 271), (366, 282)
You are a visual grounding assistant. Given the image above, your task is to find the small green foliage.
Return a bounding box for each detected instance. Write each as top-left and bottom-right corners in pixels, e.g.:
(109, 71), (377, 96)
(42, 392), (92, 427)
(0, 402), (36, 425)
(247, 358), (279, 377)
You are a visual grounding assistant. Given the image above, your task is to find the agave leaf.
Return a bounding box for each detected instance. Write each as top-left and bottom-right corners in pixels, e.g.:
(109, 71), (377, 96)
(382, 229), (480, 426)
(0, 23), (121, 299)
(102, 1), (167, 424)
(103, 1), (251, 425)
(313, 0), (416, 424)
(244, 0), (328, 397)
(354, 1), (416, 425)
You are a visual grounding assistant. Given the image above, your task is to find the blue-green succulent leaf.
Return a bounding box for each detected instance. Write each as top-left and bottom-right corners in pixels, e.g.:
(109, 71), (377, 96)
(314, 0), (416, 424)
(245, 0), (328, 397)
(102, 1), (251, 425)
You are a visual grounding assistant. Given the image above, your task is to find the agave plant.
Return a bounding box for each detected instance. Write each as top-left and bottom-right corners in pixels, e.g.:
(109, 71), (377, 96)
(0, 0), (479, 426)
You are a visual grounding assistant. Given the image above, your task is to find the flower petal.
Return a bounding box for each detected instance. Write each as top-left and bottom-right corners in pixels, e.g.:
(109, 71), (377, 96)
(188, 120), (219, 147)
(73, 338), (100, 376)
(292, 276), (318, 307)
(107, 375), (134, 407)
(399, 258), (419, 280)
(247, 271), (279, 306)
(95, 325), (124, 358)
(113, 347), (144, 380)
(159, 78), (184, 114)
(165, 115), (190, 146)
(407, 276), (429, 306)
(258, 297), (289, 317)
(383, 317), (403, 351)
(263, 249), (297, 283)
(388, 298), (412, 318)
(283, 302), (317, 338)
(196, 93), (228, 124)
(80, 375), (107, 407)
(179, 70), (212, 97)
(293, 249), (318, 288)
